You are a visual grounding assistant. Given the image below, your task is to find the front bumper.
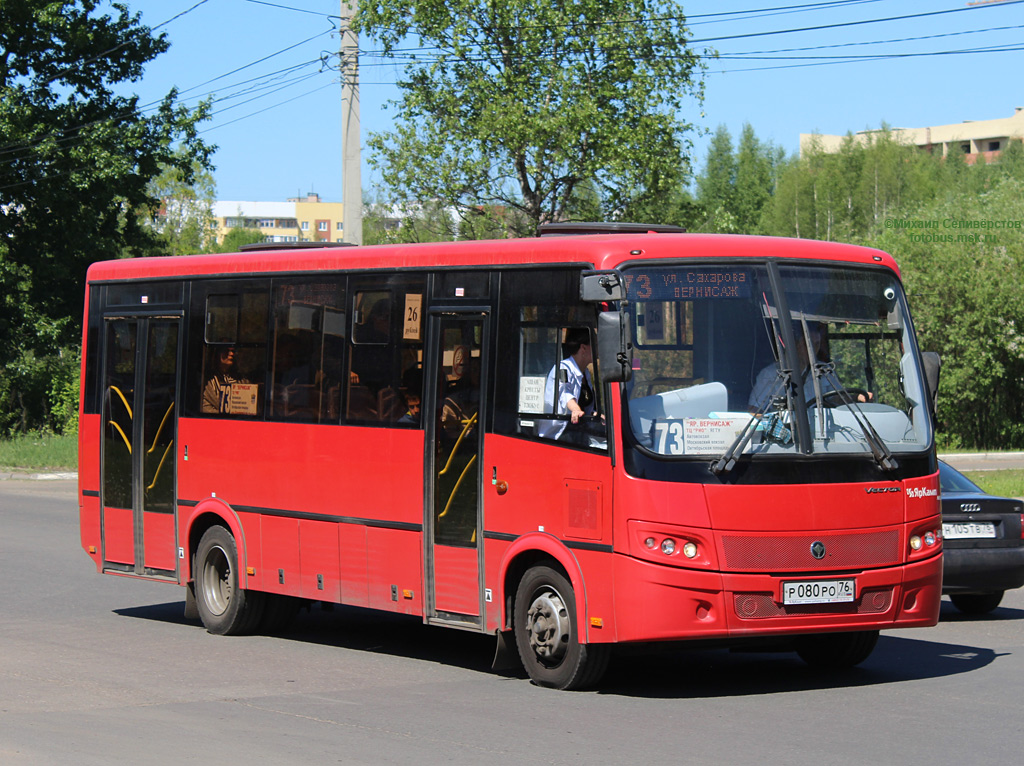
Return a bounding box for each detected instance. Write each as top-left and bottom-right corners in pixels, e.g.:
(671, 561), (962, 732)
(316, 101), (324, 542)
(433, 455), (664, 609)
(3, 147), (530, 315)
(609, 552), (942, 644)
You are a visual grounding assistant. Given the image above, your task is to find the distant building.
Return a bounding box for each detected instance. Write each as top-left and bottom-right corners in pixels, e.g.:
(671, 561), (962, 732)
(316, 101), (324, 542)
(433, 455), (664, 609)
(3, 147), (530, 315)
(801, 108), (1024, 164)
(211, 192), (345, 244)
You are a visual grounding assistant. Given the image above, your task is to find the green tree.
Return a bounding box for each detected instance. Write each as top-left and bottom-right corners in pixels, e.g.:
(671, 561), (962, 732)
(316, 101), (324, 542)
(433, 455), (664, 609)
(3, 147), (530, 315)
(870, 178), (1024, 448)
(215, 227), (268, 253)
(0, 0), (213, 432)
(354, 0), (706, 233)
(696, 125), (736, 232)
(146, 160), (218, 256)
(733, 123), (774, 233)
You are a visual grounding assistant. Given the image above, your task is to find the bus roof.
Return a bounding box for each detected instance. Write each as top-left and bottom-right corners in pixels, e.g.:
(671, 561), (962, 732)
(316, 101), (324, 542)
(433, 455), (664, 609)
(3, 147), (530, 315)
(85, 233), (900, 283)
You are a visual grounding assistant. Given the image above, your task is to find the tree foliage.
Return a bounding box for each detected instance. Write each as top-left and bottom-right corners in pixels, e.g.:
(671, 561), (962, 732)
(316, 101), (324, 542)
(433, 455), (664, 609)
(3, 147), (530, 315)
(0, 0), (213, 433)
(146, 159), (218, 256)
(868, 177), (1024, 449)
(693, 122), (782, 234)
(354, 0), (706, 235)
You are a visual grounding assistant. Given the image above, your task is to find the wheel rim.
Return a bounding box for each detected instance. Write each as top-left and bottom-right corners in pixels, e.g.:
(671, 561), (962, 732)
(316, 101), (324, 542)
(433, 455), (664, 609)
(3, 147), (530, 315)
(526, 586), (571, 666)
(201, 544), (232, 616)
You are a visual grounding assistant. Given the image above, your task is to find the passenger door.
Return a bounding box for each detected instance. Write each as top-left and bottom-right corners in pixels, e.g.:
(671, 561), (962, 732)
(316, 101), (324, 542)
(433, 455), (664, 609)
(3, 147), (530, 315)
(424, 311), (489, 627)
(100, 316), (180, 578)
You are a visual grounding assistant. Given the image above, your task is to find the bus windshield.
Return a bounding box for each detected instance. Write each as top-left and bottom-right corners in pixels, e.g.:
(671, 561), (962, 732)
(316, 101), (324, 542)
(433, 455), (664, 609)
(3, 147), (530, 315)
(622, 261), (931, 460)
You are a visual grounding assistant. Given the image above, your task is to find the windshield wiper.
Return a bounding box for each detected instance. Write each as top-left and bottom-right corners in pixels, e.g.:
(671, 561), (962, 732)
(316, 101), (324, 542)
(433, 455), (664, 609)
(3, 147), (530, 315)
(816, 363), (899, 472)
(710, 368), (792, 475)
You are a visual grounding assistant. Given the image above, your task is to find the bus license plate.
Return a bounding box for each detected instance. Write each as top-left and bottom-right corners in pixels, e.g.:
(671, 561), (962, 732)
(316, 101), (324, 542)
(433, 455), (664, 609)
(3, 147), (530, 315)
(942, 522), (996, 539)
(782, 579), (855, 605)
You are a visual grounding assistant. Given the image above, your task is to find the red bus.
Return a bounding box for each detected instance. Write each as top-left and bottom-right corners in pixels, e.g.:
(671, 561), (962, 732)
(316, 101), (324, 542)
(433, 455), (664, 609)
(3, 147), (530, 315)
(78, 224), (943, 689)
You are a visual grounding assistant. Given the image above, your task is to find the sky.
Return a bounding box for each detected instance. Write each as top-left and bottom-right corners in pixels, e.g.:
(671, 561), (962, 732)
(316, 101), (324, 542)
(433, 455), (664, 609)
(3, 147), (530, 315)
(114, 0), (1024, 203)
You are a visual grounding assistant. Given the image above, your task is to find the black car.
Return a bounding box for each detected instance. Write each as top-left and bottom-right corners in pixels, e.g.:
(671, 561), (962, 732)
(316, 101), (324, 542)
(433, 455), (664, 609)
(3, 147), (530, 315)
(939, 460), (1024, 614)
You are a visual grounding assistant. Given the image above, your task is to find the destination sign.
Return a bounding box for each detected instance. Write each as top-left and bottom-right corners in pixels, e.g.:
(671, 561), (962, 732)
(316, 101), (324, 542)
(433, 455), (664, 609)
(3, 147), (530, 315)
(624, 268), (753, 301)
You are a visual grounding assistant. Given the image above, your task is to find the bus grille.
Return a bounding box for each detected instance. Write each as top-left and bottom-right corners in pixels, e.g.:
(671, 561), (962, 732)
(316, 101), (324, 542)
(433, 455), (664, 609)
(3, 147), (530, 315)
(720, 529), (900, 571)
(733, 588), (893, 619)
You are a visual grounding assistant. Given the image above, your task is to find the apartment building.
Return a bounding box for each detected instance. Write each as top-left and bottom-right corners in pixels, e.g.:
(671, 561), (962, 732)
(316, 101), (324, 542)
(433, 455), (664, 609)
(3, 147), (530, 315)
(801, 108), (1024, 164)
(212, 192), (345, 244)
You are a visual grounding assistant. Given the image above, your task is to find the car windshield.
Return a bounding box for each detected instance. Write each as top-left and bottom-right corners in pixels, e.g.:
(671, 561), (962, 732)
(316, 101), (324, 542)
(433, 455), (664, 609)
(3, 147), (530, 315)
(622, 261), (932, 462)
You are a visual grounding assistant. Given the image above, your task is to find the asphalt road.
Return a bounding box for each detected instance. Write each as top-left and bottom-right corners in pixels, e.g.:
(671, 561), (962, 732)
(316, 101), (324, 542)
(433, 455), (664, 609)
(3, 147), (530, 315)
(2, 477), (1023, 765)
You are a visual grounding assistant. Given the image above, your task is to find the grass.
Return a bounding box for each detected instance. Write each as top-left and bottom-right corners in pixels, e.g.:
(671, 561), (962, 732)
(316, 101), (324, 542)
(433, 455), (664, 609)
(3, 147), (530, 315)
(0, 432), (77, 472)
(962, 469), (1024, 499)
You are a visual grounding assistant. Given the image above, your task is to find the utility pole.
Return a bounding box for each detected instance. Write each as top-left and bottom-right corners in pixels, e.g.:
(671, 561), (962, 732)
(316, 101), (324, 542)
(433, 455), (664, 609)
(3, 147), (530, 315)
(340, 1), (362, 245)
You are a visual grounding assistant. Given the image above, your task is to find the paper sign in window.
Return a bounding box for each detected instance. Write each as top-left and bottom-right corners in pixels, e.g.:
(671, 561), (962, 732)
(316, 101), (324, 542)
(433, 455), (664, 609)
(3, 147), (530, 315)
(227, 383), (259, 415)
(518, 376), (546, 413)
(403, 294), (423, 340)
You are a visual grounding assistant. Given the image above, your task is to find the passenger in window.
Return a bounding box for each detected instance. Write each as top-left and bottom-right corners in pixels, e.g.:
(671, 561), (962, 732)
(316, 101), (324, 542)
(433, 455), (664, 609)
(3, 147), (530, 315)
(202, 346), (250, 414)
(398, 392), (421, 424)
(441, 357), (480, 438)
(539, 328), (597, 441)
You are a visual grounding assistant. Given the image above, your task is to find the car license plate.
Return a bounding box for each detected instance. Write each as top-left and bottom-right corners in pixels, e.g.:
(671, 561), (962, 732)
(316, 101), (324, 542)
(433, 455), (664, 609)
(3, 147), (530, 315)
(782, 579), (855, 605)
(942, 522), (996, 539)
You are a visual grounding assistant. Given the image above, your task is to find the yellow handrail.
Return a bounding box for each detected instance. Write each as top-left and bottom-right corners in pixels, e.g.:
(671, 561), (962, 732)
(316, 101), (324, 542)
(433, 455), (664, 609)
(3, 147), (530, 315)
(147, 402), (175, 454)
(146, 440), (173, 492)
(439, 411), (478, 476)
(438, 454), (477, 520)
(110, 386), (132, 419)
(109, 420), (131, 454)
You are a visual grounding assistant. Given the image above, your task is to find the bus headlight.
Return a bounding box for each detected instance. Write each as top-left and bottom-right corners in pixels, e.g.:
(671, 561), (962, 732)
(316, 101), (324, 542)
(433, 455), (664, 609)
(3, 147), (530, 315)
(661, 538), (676, 555)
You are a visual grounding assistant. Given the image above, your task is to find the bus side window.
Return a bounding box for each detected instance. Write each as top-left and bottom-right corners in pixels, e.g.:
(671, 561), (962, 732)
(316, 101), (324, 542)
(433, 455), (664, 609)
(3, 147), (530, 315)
(345, 282), (426, 425)
(268, 279), (346, 423)
(491, 268), (606, 449)
(188, 283), (269, 418)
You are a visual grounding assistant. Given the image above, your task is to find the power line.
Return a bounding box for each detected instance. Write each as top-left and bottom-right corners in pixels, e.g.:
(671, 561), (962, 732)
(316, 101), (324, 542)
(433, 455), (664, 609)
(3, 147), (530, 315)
(203, 81), (339, 132)
(152, 0), (214, 31)
(687, 1), (1024, 45)
(242, 0), (340, 18)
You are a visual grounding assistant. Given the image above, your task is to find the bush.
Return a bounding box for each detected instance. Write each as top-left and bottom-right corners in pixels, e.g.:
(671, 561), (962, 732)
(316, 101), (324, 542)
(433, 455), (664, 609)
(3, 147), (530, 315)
(0, 344), (80, 437)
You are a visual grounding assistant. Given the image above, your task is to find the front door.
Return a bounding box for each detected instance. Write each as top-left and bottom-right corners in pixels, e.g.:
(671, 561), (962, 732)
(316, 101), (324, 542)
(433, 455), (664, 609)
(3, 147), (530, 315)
(425, 312), (488, 625)
(100, 316), (180, 578)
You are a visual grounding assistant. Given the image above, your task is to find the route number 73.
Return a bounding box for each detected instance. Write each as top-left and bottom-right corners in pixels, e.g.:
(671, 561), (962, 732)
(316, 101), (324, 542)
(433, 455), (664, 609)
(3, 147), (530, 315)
(653, 421), (685, 454)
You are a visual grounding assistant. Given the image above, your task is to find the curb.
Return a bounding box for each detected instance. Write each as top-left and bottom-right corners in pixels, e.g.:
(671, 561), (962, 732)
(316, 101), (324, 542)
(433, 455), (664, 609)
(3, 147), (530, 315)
(0, 471), (77, 481)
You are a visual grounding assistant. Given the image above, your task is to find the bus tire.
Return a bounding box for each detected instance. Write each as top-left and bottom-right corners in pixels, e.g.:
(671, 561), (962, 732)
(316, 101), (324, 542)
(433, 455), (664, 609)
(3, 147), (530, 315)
(194, 525), (264, 635)
(513, 565), (610, 690)
(795, 629), (879, 669)
(950, 591), (1003, 615)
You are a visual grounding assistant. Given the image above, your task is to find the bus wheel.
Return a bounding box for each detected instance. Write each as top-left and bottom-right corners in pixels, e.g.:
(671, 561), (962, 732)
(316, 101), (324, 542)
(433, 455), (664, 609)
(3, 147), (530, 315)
(194, 525), (264, 635)
(795, 630), (879, 669)
(513, 566), (610, 690)
(950, 591), (1003, 615)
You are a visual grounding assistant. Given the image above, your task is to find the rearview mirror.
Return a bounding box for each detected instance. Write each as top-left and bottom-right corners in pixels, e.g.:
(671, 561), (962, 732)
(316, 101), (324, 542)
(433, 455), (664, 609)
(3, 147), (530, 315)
(597, 311), (632, 382)
(581, 271), (625, 302)
(922, 351), (941, 412)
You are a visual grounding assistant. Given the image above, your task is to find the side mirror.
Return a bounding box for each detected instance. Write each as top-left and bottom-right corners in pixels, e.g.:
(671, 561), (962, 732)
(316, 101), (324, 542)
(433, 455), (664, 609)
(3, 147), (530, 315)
(597, 311), (632, 382)
(922, 351), (941, 411)
(580, 271), (625, 302)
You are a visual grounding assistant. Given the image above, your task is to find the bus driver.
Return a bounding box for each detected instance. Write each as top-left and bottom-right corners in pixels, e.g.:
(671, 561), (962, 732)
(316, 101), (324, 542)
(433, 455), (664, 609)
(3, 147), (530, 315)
(539, 328), (596, 441)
